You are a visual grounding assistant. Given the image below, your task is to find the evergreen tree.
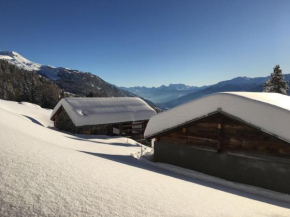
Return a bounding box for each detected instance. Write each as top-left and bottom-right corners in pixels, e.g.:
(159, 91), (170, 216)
(263, 65), (289, 95)
(30, 78), (37, 103)
(86, 91), (94, 97)
(0, 59), (61, 108)
(60, 90), (65, 99)
(22, 80), (31, 102)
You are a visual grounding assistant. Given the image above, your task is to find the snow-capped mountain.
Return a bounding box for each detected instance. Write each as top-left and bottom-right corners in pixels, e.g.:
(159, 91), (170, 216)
(120, 84), (209, 104)
(0, 51), (61, 80)
(0, 51), (41, 71)
(0, 50), (160, 110)
(0, 51), (130, 97)
(0, 51), (88, 81)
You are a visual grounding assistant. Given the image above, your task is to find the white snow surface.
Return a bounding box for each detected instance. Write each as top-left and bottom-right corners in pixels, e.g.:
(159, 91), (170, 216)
(0, 99), (290, 216)
(145, 92), (290, 141)
(0, 99), (53, 127)
(51, 97), (156, 126)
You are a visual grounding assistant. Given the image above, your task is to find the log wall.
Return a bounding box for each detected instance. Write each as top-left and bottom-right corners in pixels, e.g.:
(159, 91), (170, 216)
(157, 113), (290, 157)
(54, 108), (110, 135)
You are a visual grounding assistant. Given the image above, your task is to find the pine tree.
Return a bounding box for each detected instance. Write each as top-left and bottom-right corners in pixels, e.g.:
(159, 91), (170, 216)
(30, 78), (37, 103)
(0, 59), (61, 108)
(263, 65), (289, 95)
(86, 92), (94, 97)
(22, 80), (31, 102)
(60, 90), (65, 99)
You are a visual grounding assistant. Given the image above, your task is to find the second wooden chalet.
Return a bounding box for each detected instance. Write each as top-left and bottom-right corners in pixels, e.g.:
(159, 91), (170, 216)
(51, 97), (156, 138)
(144, 92), (290, 194)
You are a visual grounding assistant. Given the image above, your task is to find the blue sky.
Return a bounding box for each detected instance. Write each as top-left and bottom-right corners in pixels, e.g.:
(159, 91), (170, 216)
(1, 0), (290, 87)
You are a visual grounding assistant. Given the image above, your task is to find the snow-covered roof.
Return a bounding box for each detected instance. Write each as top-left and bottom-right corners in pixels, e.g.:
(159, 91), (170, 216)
(144, 92), (290, 142)
(51, 97), (156, 126)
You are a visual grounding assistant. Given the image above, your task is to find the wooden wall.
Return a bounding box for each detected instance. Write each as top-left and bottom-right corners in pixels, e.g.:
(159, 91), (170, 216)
(115, 121), (148, 139)
(54, 108), (110, 135)
(157, 113), (290, 157)
(53, 107), (148, 137)
(54, 107), (77, 133)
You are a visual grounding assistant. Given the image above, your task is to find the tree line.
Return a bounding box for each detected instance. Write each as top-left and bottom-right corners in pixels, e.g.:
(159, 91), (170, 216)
(0, 59), (61, 108)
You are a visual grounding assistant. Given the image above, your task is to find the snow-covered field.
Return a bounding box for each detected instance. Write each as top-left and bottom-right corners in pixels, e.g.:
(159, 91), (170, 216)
(0, 99), (290, 216)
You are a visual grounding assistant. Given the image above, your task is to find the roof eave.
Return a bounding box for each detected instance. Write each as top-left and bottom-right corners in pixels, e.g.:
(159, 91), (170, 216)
(145, 109), (290, 144)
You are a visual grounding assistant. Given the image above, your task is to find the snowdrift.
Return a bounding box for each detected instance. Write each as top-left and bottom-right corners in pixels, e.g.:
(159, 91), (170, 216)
(0, 99), (290, 216)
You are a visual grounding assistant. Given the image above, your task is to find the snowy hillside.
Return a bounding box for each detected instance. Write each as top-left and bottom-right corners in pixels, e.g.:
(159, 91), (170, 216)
(0, 51), (89, 81)
(0, 51), (132, 97)
(0, 51), (161, 110)
(0, 100), (53, 127)
(0, 51), (41, 71)
(0, 99), (290, 216)
(0, 51), (61, 80)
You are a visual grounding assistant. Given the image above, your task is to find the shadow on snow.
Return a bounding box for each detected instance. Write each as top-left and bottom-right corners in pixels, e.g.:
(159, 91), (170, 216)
(66, 135), (140, 147)
(22, 115), (44, 127)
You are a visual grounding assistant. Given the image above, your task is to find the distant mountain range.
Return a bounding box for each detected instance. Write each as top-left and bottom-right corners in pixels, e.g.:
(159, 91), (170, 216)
(122, 75), (290, 109)
(0, 51), (159, 110)
(120, 84), (209, 104)
(164, 75), (290, 108)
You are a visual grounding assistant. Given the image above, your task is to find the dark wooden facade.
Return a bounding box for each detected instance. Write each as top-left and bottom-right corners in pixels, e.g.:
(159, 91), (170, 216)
(152, 112), (290, 157)
(52, 106), (148, 139)
(149, 112), (290, 194)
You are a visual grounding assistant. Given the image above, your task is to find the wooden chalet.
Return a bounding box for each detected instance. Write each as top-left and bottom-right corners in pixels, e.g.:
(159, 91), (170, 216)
(51, 97), (156, 138)
(144, 92), (290, 194)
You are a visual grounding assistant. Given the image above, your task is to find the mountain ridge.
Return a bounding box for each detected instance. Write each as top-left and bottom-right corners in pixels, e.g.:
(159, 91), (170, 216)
(120, 84), (209, 104)
(162, 74), (290, 108)
(121, 74), (290, 109)
(0, 51), (160, 110)
(0, 51), (132, 96)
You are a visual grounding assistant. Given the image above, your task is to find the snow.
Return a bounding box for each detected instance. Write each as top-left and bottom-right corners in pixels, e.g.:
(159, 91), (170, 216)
(0, 99), (53, 127)
(145, 92), (290, 141)
(0, 55), (12, 60)
(0, 51), (61, 80)
(1, 99), (290, 216)
(51, 97), (156, 126)
(0, 51), (42, 72)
